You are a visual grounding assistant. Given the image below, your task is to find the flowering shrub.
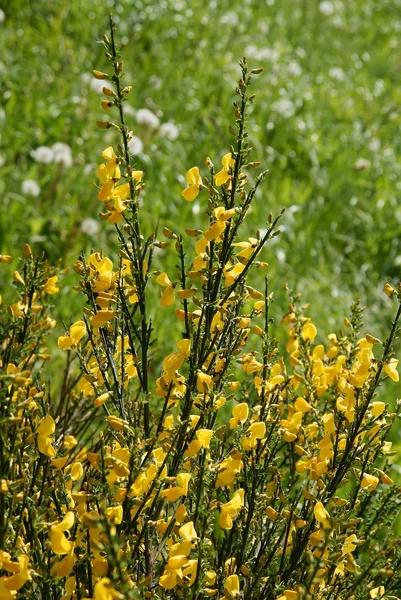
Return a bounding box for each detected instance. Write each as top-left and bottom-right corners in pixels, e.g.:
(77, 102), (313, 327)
(1, 15), (401, 600)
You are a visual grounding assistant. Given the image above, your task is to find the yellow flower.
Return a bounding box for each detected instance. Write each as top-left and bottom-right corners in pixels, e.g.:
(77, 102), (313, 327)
(384, 283), (395, 297)
(50, 512), (75, 555)
(0, 555), (31, 591)
(44, 276), (59, 295)
(241, 421), (266, 451)
(50, 544), (76, 579)
(314, 501), (331, 529)
(36, 415), (56, 457)
(156, 272), (175, 307)
(93, 578), (122, 600)
(58, 320), (87, 350)
(90, 309), (116, 328)
(224, 574), (240, 598)
(302, 321), (317, 342)
(64, 435), (78, 450)
(196, 429), (213, 448)
(104, 505), (123, 524)
(107, 415), (126, 431)
(215, 153), (235, 187)
(179, 521), (198, 541)
(97, 147), (121, 182)
(219, 489), (244, 529)
(370, 586), (385, 599)
(204, 220), (226, 242)
(182, 166), (202, 201)
(229, 403), (249, 429)
(341, 533), (358, 555)
(361, 473), (379, 492)
(196, 370), (213, 392)
(161, 473), (191, 501)
(383, 358), (399, 382)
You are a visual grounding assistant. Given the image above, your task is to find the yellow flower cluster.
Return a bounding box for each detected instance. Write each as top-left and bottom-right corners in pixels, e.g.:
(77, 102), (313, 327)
(1, 16), (401, 600)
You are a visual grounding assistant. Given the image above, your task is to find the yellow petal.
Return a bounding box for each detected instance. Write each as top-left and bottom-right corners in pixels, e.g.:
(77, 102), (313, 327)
(156, 272), (173, 287)
(196, 429), (213, 448)
(214, 169), (230, 187)
(182, 184), (199, 202)
(179, 521), (197, 541)
(160, 286), (175, 307)
(69, 321), (87, 343)
(113, 182), (130, 199)
(98, 181), (114, 201)
(186, 166), (202, 186)
(90, 310), (116, 328)
(383, 358), (399, 382)
(36, 415), (55, 437)
(224, 574), (240, 598)
(132, 170), (143, 182)
(204, 221), (226, 241)
(222, 152), (235, 169)
(361, 473), (379, 492)
(102, 146), (116, 161)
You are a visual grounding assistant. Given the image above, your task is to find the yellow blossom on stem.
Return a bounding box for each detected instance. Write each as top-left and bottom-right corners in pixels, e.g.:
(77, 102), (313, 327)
(156, 272), (175, 307)
(314, 501), (331, 529)
(58, 320), (87, 350)
(361, 473), (379, 492)
(182, 166), (203, 201)
(383, 358), (399, 382)
(97, 147), (121, 181)
(36, 415), (56, 458)
(224, 574), (240, 598)
(229, 403), (249, 429)
(219, 489), (244, 529)
(49, 512), (75, 555)
(44, 276), (59, 295)
(215, 152), (235, 186)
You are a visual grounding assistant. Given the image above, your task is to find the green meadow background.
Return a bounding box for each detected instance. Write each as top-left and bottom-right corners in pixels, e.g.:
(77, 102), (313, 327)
(2, 0), (401, 349)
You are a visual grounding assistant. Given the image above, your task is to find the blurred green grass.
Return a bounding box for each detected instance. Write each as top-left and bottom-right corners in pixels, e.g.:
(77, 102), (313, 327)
(1, 0), (401, 344)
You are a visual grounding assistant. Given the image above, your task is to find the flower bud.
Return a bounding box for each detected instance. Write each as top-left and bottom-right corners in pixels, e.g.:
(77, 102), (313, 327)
(96, 120), (112, 130)
(93, 70), (108, 79)
(101, 100), (113, 111)
(384, 283), (395, 297)
(102, 87), (116, 97)
(23, 243), (32, 257)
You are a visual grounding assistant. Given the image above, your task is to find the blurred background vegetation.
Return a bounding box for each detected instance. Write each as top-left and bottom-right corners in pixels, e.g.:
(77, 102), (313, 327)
(2, 0), (401, 343)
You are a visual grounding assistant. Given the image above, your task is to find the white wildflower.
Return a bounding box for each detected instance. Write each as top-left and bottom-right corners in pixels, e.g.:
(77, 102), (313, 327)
(22, 180), (40, 197)
(319, 1), (334, 16)
(288, 61), (302, 77)
(81, 218), (100, 236)
(0, 155), (4, 167)
(136, 108), (159, 130)
(32, 146), (54, 164)
(0, 10), (5, 24)
(90, 77), (105, 93)
(244, 45), (279, 63)
(160, 122), (179, 140)
(52, 143), (73, 167)
(124, 104), (136, 117)
(128, 135), (144, 156)
(219, 11), (239, 26)
(192, 201), (200, 215)
(369, 138), (381, 152)
(329, 67), (345, 81)
(353, 158), (371, 170)
(272, 98), (295, 119)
